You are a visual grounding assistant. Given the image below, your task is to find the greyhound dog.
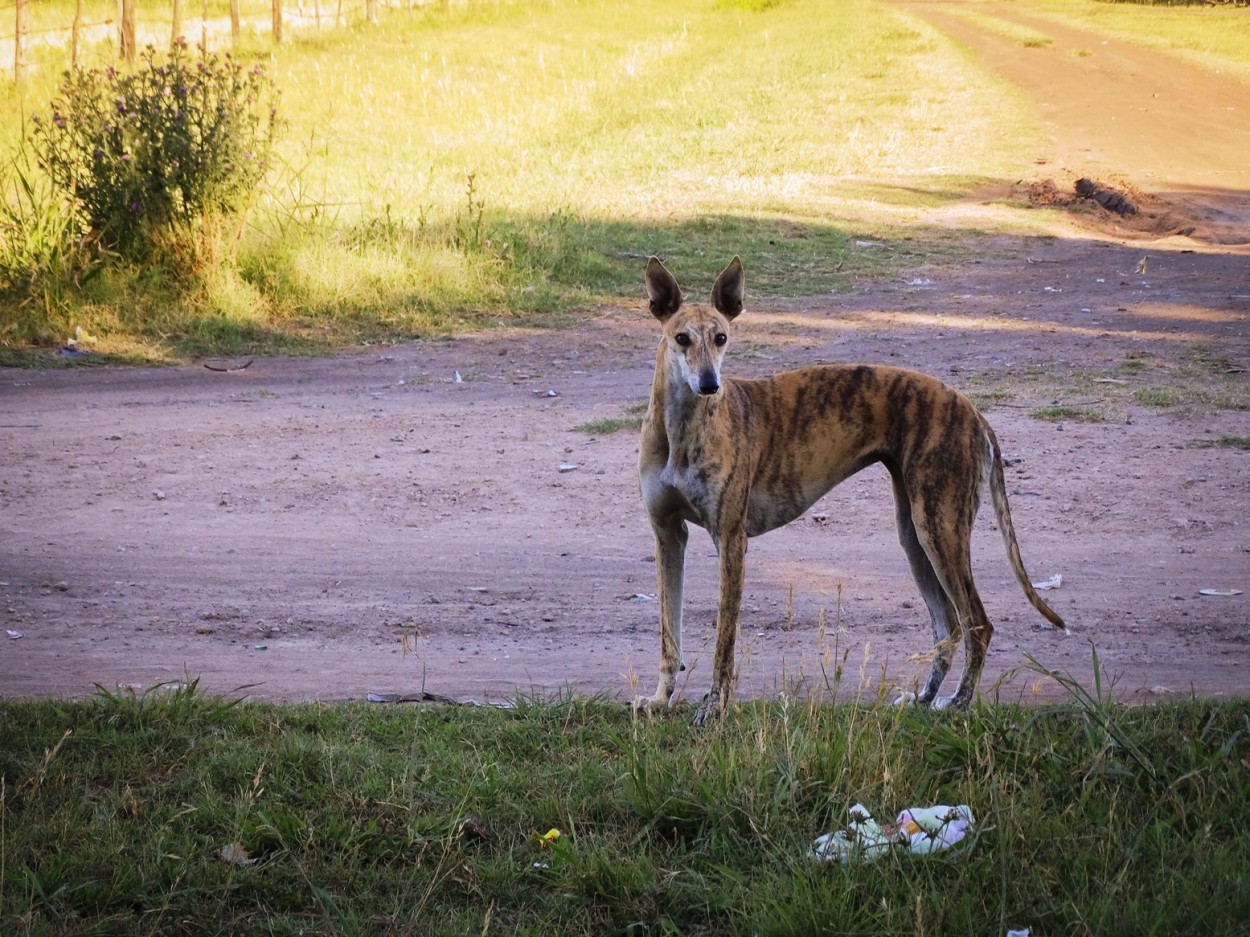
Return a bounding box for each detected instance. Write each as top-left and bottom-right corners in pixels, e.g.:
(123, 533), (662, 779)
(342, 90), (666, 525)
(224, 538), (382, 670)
(634, 256), (1065, 723)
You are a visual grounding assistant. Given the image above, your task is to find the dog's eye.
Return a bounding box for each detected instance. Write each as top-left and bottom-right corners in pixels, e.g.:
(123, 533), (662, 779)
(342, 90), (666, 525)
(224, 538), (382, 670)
(674, 333), (692, 347)
(714, 333), (727, 347)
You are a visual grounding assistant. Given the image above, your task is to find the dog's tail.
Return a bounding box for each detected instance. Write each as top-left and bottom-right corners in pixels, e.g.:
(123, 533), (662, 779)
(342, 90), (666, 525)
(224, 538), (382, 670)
(984, 423), (1068, 633)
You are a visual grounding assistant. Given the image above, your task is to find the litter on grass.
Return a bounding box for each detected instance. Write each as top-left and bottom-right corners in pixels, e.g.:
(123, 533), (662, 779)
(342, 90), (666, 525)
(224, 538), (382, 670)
(810, 803), (975, 864)
(219, 842), (257, 866)
(533, 827), (562, 868)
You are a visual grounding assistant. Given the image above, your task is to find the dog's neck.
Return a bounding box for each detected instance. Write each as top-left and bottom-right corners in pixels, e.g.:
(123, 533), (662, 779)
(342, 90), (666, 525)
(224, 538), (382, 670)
(651, 339), (721, 467)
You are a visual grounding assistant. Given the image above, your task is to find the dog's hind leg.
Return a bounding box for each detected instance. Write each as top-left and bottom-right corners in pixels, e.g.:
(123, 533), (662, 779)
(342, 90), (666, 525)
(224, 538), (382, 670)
(635, 516), (689, 713)
(938, 584), (992, 710)
(905, 483), (992, 711)
(891, 473), (961, 705)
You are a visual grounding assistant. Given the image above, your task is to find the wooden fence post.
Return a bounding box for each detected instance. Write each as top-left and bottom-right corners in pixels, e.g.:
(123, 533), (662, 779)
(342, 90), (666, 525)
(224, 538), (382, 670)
(366, 0), (377, 24)
(72, 0), (84, 67)
(230, 0), (240, 44)
(14, 0), (28, 84)
(272, 0), (283, 44)
(172, 0), (184, 47)
(120, 0), (136, 61)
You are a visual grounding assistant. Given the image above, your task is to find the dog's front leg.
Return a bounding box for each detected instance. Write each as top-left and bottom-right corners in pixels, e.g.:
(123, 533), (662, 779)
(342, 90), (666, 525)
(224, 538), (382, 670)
(693, 527), (746, 726)
(634, 517), (688, 714)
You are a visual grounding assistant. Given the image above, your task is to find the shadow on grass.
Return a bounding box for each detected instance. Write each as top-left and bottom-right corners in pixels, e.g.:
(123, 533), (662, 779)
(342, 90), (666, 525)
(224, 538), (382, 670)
(3, 174), (1248, 364)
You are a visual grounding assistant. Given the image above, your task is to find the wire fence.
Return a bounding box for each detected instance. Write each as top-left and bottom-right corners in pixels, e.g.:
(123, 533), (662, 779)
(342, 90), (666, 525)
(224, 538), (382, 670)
(4, 0), (449, 82)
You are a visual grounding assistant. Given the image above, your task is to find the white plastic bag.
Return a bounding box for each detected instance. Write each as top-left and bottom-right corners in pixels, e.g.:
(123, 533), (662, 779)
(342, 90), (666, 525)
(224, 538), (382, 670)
(809, 803), (976, 863)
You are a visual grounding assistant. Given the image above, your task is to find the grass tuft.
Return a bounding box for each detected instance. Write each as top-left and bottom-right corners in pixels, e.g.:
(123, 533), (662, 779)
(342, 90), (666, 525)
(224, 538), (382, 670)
(1032, 405), (1104, 423)
(572, 417), (644, 436)
(1190, 435), (1250, 451)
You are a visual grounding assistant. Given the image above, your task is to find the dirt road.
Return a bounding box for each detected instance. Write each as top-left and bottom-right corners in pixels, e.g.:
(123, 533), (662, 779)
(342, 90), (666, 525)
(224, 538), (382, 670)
(2, 5), (1248, 707)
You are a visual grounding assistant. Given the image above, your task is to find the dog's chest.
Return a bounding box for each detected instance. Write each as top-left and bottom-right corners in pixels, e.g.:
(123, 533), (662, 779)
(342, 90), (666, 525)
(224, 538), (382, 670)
(639, 458), (718, 528)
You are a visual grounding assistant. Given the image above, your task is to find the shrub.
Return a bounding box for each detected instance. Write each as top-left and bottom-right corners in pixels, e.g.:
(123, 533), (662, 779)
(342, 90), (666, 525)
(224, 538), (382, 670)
(31, 40), (279, 261)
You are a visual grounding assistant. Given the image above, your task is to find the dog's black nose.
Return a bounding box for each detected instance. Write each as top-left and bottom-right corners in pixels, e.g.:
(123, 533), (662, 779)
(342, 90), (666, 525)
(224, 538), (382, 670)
(698, 378), (720, 396)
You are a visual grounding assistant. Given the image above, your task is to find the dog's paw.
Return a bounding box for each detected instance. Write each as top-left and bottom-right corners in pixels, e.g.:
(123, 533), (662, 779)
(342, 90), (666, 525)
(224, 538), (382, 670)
(632, 694), (666, 716)
(892, 692), (918, 707)
(933, 694), (971, 711)
(691, 692), (722, 726)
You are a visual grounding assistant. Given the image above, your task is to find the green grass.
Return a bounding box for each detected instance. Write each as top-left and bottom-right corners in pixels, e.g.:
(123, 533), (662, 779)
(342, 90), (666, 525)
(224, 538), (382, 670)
(575, 401), (649, 435)
(966, 388), (1016, 411)
(4, 0), (1245, 362)
(1191, 435), (1250, 450)
(1134, 385), (1249, 411)
(2, 0), (1042, 360)
(573, 416), (644, 436)
(1032, 405), (1104, 423)
(2, 674), (1249, 935)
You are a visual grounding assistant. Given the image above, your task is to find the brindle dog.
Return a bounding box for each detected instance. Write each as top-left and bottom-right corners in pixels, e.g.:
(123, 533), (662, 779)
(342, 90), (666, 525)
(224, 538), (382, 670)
(635, 256), (1066, 724)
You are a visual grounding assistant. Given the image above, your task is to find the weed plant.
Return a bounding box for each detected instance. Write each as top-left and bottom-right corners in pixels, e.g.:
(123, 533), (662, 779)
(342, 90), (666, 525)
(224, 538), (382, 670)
(2, 664), (1249, 935)
(32, 40), (278, 260)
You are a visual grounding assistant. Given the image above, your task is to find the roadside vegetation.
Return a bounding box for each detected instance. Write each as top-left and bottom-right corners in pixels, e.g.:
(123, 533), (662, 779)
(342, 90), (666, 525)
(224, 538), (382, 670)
(3, 670), (1249, 935)
(2, 1), (1248, 366)
(3, 0), (1045, 362)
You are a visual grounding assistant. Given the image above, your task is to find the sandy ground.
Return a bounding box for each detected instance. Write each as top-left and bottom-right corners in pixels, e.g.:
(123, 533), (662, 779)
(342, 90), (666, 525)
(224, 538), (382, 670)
(2, 3), (1248, 708)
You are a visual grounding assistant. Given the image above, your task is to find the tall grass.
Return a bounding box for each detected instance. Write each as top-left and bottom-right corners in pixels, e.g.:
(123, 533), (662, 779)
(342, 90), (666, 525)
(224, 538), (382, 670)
(2, 0), (1041, 361)
(2, 669), (1249, 935)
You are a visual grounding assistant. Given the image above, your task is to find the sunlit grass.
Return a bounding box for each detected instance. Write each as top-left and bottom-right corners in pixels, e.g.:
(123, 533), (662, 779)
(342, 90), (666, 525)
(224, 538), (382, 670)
(255, 0), (1040, 252)
(19, 0), (1242, 359)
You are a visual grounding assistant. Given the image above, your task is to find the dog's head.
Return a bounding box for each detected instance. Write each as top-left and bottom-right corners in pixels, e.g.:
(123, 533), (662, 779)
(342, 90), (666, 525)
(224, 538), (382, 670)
(644, 256), (744, 397)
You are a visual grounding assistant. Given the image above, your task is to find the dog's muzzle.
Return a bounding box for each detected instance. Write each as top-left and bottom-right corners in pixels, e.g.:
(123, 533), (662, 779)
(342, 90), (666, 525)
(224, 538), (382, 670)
(698, 373), (720, 396)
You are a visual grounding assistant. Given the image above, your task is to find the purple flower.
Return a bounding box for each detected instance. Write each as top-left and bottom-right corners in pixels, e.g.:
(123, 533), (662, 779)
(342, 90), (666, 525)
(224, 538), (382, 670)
(120, 152), (131, 161)
(129, 201), (139, 211)
(93, 148), (103, 160)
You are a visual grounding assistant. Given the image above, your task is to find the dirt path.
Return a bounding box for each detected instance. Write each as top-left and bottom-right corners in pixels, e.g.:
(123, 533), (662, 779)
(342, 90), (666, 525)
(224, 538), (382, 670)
(2, 5), (1248, 709)
(904, 0), (1250, 245)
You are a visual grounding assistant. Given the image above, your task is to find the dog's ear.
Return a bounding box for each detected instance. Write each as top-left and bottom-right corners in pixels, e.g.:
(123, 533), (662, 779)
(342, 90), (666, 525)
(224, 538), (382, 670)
(645, 257), (683, 321)
(711, 256), (744, 320)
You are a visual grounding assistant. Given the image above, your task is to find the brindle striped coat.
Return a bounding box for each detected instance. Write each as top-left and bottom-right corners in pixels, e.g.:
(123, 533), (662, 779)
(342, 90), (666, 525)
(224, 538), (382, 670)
(635, 256), (1065, 724)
